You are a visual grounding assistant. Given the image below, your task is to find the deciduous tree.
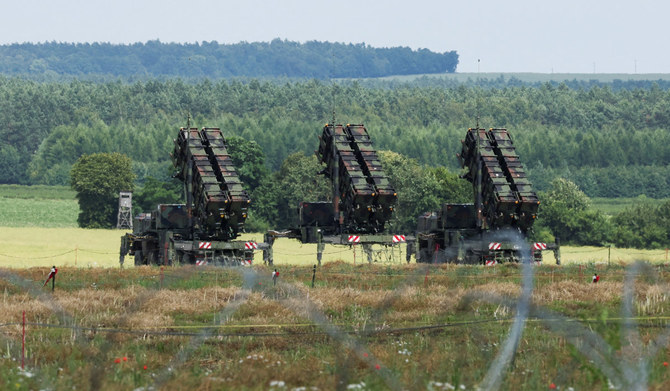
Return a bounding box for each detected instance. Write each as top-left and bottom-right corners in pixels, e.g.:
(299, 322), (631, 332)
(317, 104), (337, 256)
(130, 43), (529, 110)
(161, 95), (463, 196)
(70, 152), (135, 228)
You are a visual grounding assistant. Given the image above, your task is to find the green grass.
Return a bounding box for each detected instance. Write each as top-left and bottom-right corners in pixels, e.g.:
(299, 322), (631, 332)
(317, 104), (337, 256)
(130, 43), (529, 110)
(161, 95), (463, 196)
(0, 184), (76, 200)
(0, 184), (79, 228)
(0, 198), (79, 228)
(591, 196), (668, 215)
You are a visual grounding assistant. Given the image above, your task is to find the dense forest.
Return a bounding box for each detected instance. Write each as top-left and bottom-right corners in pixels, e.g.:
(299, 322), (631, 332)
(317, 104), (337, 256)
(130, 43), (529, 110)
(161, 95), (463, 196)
(0, 40), (458, 79)
(2, 75), (670, 248)
(2, 77), (670, 197)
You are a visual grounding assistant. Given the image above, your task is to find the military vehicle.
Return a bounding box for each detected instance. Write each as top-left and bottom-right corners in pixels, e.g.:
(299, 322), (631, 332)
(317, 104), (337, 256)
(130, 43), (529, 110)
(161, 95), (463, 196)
(264, 124), (413, 264)
(416, 127), (559, 264)
(120, 127), (267, 266)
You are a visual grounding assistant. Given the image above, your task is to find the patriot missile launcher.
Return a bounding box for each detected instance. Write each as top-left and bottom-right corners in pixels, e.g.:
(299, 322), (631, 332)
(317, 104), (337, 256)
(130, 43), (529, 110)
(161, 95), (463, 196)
(265, 124), (413, 265)
(120, 127), (268, 266)
(416, 127), (558, 264)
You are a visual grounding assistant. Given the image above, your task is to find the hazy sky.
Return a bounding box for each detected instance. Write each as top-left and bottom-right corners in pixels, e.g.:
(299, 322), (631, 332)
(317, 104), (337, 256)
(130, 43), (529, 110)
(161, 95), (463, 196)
(2, 0), (667, 74)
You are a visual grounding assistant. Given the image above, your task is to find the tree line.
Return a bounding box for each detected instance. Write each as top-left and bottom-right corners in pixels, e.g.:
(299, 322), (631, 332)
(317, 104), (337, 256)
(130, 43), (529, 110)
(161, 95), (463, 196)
(0, 40), (458, 79)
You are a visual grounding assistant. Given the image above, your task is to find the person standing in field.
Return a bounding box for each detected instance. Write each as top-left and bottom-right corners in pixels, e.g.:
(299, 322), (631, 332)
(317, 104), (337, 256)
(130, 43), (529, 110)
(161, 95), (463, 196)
(592, 273), (600, 283)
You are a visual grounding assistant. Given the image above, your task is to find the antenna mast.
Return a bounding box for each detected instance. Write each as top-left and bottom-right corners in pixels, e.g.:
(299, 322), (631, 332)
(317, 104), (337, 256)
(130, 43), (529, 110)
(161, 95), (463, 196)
(331, 49), (336, 126)
(476, 58), (481, 128)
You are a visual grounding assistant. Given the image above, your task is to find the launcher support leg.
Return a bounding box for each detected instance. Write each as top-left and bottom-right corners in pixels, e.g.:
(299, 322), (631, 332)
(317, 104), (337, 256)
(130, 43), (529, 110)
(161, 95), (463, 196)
(406, 240), (415, 264)
(263, 233), (275, 265)
(363, 243), (373, 264)
(317, 241), (324, 266)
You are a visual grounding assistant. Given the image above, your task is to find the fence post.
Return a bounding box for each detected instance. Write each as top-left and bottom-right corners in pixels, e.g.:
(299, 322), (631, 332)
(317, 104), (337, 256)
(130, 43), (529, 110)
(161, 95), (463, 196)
(22, 310), (25, 370)
(608, 245), (611, 267)
(311, 265), (316, 288)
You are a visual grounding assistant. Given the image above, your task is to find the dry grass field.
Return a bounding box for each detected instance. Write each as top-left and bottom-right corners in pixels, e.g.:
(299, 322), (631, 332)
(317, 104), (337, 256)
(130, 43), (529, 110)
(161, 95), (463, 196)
(0, 227), (411, 268)
(2, 264), (670, 390)
(0, 227), (668, 269)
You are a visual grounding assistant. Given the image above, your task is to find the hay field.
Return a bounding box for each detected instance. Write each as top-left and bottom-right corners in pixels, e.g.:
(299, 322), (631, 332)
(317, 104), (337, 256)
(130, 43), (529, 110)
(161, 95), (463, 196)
(0, 227), (409, 268)
(0, 226), (667, 269)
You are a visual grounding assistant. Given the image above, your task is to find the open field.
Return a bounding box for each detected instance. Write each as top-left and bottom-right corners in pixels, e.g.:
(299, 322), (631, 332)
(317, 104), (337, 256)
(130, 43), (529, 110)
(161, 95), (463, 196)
(0, 227), (669, 268)
(0, 185), (667, 267)
(0, 198), (79, 228)
(591, 196), (669, 216)
(0, 184), (76, 200)
(0, 227), (408, 268)
(2, 263), (670, 390)
(1, 226), (669, 268)
(0, 184), (79, 228)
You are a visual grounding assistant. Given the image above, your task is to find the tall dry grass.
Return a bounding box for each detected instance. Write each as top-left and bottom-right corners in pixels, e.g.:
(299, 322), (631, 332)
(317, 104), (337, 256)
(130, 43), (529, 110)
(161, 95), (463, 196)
(4, 264), (670, 390)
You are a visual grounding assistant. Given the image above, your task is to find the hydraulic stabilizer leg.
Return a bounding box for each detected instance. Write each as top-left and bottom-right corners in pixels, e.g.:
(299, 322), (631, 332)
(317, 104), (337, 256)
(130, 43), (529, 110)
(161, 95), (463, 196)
(406, 240), (415, 264)
(317, 241), (325, 266)
(363, 243), (373, 264)
(263, 232), (275, 265)
(316, 230), (324, 266)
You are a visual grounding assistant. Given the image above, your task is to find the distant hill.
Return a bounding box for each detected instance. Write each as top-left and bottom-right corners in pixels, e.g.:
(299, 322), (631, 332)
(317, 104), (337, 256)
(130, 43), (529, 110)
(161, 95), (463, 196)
(0, 39), (458, 79)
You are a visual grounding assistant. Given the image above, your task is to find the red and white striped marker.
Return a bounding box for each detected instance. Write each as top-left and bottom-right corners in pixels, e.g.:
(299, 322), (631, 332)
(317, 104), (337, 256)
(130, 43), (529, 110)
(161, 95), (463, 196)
(488, 242), (502, 250)
(348, 235), (361, 243)
(533, 242), (547, 250)
(245, 242), (258, 250)
(392, 235), (406, 243)
(43, 266), (58, 287)
(485, 260), (497, 266)
(199, 242), (212, 249)
(243, 260), (252, 266)
(195, 260), (207, 266)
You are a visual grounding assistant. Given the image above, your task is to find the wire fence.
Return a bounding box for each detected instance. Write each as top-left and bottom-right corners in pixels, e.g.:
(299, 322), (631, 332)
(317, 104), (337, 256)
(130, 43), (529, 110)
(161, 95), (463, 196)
(4, 256), (670, 390)
(3, 315), (670, 339)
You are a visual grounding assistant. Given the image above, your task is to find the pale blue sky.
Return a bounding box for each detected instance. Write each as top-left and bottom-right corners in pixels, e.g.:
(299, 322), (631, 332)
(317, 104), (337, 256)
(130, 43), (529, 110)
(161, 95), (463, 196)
(1, 0), (667, 73)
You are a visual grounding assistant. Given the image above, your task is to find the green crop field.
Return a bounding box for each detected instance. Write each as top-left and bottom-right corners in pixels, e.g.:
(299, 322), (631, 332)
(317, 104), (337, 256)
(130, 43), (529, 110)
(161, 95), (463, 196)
(0, 184), (76, 200)
(590, 196), (669, 216)
(0, 198), (79, 228)
(0, 184), (79, 228)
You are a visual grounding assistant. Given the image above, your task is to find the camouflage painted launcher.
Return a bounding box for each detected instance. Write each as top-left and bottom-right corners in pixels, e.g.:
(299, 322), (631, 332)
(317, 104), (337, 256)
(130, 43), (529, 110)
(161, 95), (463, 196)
(172, 127), (250, 240)
(459, 128), (539, 232)
(317, 124), (397, 233)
